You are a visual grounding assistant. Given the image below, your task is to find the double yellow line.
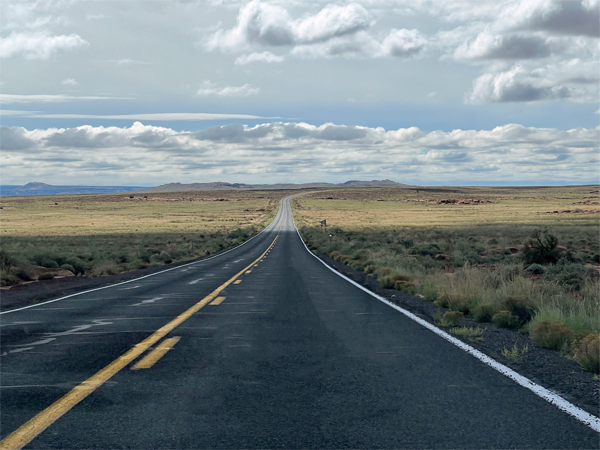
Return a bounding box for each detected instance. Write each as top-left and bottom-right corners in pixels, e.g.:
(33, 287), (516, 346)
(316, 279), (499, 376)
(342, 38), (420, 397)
(0, 235), (279, 450)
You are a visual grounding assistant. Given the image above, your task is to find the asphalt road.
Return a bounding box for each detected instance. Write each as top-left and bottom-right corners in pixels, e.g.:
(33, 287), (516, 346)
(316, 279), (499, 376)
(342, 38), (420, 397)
(1, 197), (598, 449)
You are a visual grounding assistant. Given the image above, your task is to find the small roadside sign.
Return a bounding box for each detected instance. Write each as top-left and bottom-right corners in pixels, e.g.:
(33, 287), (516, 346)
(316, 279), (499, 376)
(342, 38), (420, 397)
(320, 219), (326, 226)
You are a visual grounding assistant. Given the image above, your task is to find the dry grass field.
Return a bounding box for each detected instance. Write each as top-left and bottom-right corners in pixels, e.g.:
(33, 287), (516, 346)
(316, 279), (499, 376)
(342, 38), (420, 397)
(0, 190), (290, 285)
(293, 185), (600, 228)
(292, 185), (600, 372)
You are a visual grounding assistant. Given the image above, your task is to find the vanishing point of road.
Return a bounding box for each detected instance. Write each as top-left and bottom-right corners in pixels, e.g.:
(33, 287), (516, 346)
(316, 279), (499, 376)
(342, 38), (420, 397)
(1, 196), (599, 449)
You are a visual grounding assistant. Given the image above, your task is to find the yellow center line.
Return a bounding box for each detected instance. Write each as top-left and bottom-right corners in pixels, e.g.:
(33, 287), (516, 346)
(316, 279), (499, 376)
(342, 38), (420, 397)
(234, 280), (242, 285)
(0, 234), (279, 450)
(130, 337), (181, 370)
(210, 296), (226, 306)
(245, 270), (252, 274)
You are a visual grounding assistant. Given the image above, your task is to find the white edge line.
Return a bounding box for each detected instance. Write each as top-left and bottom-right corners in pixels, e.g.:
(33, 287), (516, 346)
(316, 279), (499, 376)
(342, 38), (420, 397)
(289, 198), (600, 434)
(0, 205), (283, 315)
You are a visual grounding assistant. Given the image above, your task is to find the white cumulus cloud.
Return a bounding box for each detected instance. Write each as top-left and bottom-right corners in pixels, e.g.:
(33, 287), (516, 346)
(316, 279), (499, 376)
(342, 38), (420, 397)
(0, 31), (88, 59)
(203, 1), (425, 60)
(235, 51), (284, 65)
(196, 80), (260, 97)
(2, 121), (597, 185)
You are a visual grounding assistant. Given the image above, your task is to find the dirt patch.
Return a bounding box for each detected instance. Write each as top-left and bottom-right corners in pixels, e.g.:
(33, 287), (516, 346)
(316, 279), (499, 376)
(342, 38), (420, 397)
(401, 198), (493, 205)
(574, 200), (600, 205)
(546, 209), (600, 214)
(314, 252), (600, 417)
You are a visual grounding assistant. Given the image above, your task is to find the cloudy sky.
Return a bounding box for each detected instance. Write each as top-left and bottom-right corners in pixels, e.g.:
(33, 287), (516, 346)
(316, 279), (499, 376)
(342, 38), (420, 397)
(1, 0), (598, 186)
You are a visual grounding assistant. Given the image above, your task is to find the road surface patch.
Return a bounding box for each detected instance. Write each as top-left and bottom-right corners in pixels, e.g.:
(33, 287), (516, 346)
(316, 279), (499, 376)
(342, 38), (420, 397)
(0, 234), (279, 450)
(130, 337), (181, 370)
(210, 296), (226, 306)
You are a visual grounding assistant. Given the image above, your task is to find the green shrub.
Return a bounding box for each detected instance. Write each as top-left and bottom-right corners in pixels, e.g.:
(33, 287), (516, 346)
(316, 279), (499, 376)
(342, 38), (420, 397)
(449, 326), (485, 340)
(545, 263), (591, 292)
(530, 320), (573, 350)
(502, 343), (529, 363)
(441, 311), (463, 327)
(0, 250), (17, 271)
(408, 243), (440, 257)
(434, 293), (452, 308)
(16, 268), (34, 281)
(31, 252), (62, 268)
(380, 273), (411, 289)
(573, 334), (599, 373)
(525, 263), (545, 274)
(523, 229), (560, 265)
(38, 273), (54, 280)
(60, 264), (76, 273)
(499, 296), (535, 325)
(492, 310), (520, 329)
(473, 303), (496, 323)
(65, 258), (87, 275)
(363, 264), (376, 274)
(0, 269), (19, 286)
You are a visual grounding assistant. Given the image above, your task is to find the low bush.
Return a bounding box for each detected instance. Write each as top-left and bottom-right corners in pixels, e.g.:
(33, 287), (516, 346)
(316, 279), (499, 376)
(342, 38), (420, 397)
(0, 250), (17, 271)
(65, 258), (87, 275)
(0, 269), (19, 286)
(573, 334), (599, 373)
(16, 268), (34, 281)
(408, 243), (440, 257)
(525, 263), (545, 275)
(60, 264), (76, 273)
(38, 273), (54, 280)
(545, 263), (591, 292)
(449, 326), (485, 340)
(472, 303), (496, 323)
(441, 311), (463, 327)
(499, 296), (535, 325)
(530, 320), (573, 350)
(502, 343), (529, 363)
(492, 310), (520, 329)
(379, 273), (414, 291)
(363, 265), (376, 274)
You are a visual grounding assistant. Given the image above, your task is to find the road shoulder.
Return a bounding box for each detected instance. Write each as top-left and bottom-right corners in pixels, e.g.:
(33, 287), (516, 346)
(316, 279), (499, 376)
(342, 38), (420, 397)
(313, 251), (600, 418)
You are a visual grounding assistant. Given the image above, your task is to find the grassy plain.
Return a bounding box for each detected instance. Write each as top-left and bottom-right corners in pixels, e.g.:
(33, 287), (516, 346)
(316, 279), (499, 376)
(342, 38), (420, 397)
(292, 185), (600, 370)
(1, 190), (288, 284)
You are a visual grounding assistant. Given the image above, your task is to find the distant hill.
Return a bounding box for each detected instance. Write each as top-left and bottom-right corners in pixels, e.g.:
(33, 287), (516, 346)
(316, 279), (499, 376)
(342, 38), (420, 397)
(1, 182), (149, 197)
(143, 179), (406, 193)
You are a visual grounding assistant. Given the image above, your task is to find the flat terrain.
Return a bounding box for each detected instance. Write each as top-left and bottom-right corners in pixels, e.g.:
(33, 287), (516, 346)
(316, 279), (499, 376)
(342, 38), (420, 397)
(1, 190), (294, 286)
(292, 185), (600, 228)
(1, 197), (598, 449)
(1, 190), (287, 237)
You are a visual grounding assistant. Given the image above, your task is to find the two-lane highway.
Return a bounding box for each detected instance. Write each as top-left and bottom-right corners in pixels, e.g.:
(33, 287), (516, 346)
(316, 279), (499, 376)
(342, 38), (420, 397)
(1, 196), (598, 449)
